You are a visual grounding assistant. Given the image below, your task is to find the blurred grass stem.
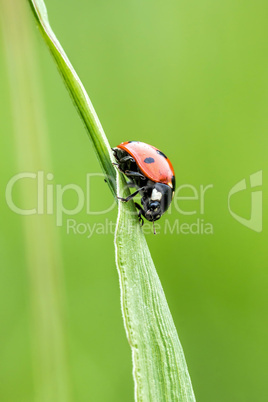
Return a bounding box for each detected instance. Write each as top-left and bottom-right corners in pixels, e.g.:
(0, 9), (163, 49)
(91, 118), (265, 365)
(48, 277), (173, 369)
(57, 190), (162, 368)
(0, 0), (71, 401)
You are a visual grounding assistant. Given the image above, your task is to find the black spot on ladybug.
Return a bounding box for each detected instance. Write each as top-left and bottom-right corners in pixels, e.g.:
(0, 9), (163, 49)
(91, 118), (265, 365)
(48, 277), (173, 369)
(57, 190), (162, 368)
(144, 157), (155, 164)
(172, 175), (176, 190)
(156, 150), (167, 159)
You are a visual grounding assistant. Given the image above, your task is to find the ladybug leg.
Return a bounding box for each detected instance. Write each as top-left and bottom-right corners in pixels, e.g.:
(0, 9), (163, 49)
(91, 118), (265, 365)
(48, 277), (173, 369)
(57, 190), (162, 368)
(117, 186), (147, 203)
(112, 163), (126, 175)
(118, 155), (135, 163)
(134, 202), (146, 226)
(124, 170), (146, 180)
(112, 162), (146, 180)
(111, 149), (134, 164)
(111, 150), (134, 164)
(127, 181), (136, 188)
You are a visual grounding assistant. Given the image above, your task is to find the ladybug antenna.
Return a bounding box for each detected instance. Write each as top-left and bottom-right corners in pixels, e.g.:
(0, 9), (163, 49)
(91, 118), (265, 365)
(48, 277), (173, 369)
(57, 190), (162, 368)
(153, 220), (156, 235)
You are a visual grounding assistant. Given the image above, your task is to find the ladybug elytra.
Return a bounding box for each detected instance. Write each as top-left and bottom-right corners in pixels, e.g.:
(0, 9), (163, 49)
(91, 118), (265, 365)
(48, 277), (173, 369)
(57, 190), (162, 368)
(112, 141), (175, 231)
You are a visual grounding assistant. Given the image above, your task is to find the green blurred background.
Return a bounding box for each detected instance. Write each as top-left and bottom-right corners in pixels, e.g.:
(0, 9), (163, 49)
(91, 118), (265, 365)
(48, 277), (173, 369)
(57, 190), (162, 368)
(0, 0), (267, 401)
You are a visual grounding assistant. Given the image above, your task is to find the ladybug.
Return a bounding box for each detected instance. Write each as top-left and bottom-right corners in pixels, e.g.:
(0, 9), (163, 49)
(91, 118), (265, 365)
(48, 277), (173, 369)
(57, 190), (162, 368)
(112, 141), (175, 231)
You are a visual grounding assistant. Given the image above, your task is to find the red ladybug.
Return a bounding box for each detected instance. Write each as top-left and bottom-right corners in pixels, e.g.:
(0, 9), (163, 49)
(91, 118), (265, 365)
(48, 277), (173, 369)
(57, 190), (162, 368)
(112, 141), (175, 230)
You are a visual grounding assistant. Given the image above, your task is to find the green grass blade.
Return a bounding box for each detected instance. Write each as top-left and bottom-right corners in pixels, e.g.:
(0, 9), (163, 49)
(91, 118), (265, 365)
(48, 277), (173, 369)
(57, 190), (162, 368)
(27, 1), (196, 400)
(28, 0), (116, 197)
(1, 1), (71, 401)
(115, 174), (196, 401)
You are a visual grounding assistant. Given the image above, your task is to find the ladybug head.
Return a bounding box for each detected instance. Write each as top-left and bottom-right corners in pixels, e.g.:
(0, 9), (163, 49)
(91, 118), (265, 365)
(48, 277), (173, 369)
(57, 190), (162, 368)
(144, 200), (162, 221)
(142, 183), (173, 222)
